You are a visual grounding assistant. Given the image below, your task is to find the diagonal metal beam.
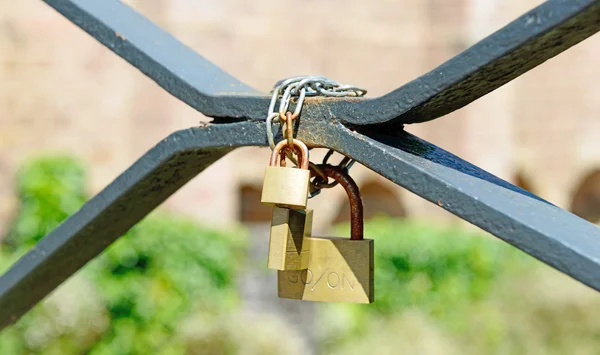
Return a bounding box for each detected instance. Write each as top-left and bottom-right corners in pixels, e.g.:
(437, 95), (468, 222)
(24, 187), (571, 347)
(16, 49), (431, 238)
(0, 122), (266, 329)
(303, 121), (600, 291)
(2, 119), (600, 329)
(332, 0), (600, 125)
(4, 0), (596, 333)
(42, 0), (270, 120)
(43, 0), (600, 126)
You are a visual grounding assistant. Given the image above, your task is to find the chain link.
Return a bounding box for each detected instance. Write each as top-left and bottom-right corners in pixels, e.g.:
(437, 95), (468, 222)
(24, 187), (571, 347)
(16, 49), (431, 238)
(265, 75), (367, 198)
(309, 153), (356, 198)
(266, 76), (367, 149)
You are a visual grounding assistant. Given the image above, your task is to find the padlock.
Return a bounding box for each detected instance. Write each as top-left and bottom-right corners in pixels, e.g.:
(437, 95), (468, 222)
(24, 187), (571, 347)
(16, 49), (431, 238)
(278, 165), (374, 303)
(268, 207), (312, 270)
(261, 139), (310, 209)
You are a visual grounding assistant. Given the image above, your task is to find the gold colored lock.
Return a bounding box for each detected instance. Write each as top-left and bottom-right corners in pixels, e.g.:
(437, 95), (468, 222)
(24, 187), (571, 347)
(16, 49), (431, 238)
(278, 165), (374, 303)
(268, 207), (312, 270)
(261, 139), (310, 209)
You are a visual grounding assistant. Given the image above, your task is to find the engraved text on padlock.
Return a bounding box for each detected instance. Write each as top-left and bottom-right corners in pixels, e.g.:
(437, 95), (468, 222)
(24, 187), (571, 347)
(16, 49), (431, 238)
(278, 164), (374, 303)
(278, 237), (373, 303)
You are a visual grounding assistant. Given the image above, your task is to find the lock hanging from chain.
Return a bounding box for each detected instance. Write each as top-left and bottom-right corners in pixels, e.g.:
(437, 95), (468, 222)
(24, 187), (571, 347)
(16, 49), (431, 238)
(278, 165), (374, 304)
(263, 138), (313, 270)
(261, 139), (311, 209)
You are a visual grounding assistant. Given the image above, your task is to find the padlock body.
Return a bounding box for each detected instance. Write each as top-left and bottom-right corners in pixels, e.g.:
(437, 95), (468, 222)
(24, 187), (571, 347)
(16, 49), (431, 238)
(261, 166), (310, 209)
(268, 207), (312, 270)
(278, 237), (374, 303)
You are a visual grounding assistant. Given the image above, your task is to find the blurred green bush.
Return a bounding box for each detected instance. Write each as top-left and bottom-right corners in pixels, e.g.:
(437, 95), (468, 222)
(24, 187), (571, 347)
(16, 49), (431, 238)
(0, 157), (247, 354)
(2, 156), (600, 355)
(5, 156), (87, 249)
(319, 219), (600, 355)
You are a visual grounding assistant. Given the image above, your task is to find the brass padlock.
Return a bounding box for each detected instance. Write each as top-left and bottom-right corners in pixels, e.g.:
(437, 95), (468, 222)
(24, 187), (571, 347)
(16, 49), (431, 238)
(278, 165), (374, 303)
(261, 139), (310, 209)
(268, 207), (312, 270)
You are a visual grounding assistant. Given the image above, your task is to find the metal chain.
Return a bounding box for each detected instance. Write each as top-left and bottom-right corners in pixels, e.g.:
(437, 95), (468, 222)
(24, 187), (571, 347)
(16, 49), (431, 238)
(309, 152), (356, 198)
(266, 76), (367, 149)
(265, 75), (367, 198)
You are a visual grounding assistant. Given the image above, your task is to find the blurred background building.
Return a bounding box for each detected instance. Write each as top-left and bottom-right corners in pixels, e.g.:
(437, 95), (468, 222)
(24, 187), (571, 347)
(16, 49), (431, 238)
(2, 0), (600, 232)
(2, 1), (600, 354)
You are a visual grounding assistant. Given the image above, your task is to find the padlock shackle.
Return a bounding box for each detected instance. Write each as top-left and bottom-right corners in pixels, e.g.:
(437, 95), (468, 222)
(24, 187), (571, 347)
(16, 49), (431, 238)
(320, 165), (364, 240)
(270, 139), (309, 170)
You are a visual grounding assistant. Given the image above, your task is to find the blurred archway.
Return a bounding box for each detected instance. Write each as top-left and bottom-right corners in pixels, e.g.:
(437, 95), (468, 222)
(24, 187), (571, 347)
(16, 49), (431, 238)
(239, 184), (272, 222)
(333, 180), (406, 224)
(570, 169), (600, 223)
(513, 170), (536, 195)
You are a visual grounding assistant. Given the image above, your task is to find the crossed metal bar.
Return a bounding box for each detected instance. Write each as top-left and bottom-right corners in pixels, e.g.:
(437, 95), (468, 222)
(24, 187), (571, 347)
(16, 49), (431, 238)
(1, 0), (600, 329)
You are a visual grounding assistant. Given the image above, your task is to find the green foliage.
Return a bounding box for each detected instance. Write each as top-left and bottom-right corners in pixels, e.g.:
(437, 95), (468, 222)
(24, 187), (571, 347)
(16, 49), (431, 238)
(84, 213), (246, 355)
(94, 215), (245, 317)
(5, 156), (87, 248)
(0, 156), (248, 354)
(368, 219), (530, 316)
(320, 218), (600, 355)
(320, 218), (530, 342)
(325, 218), (530, 316)
(4, 156), (600, 355)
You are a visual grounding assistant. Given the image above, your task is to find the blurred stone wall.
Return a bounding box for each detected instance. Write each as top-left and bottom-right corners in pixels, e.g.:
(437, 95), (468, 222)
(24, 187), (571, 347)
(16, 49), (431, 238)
(1, 0), (600, 235)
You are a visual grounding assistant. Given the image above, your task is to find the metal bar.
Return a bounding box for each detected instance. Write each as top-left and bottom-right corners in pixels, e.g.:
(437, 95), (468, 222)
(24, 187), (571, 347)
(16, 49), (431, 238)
(4, 0), (597, 331)
(0, 122), (266, 330)
(304, 121), (600, 291)
(329, 0), (600, 125)
(42, 0), (270, 120)
(42, 0), (600, 126)
(3, 120), (600, 329)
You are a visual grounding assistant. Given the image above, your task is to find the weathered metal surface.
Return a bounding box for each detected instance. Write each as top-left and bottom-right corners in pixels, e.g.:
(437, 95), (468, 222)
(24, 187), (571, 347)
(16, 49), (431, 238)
(0, 122), (265, 330)
(304, 121), (600, 292)
(42, 0), (600, 125)
(3, 120), (600, 329)
(3, 0), (598, 333)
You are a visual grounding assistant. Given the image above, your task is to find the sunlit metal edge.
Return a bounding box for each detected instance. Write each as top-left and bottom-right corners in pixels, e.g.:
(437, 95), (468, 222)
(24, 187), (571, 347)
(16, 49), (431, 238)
(42, 0), (600, 126)
(330, 0), (600, 125)
(42, 0), (270, 119)
(2, 120), (600, 329)
(306, 122), (600, 291)
(0, 121), (266, 330)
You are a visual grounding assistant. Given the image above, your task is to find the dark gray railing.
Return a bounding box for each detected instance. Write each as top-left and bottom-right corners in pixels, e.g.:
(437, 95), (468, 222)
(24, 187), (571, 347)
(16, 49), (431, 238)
(1, 0), (600, 329)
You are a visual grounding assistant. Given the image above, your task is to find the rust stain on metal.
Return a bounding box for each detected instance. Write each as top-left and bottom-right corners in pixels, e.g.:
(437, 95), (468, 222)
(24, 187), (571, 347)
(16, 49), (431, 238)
(298, 124), (329, 148)
(321, 165), (363, 240)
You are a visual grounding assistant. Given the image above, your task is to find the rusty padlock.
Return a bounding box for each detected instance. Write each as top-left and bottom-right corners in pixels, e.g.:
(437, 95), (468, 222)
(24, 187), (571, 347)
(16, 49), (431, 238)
(278, 165), (374, 303)
(261, 139), (310, 209)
